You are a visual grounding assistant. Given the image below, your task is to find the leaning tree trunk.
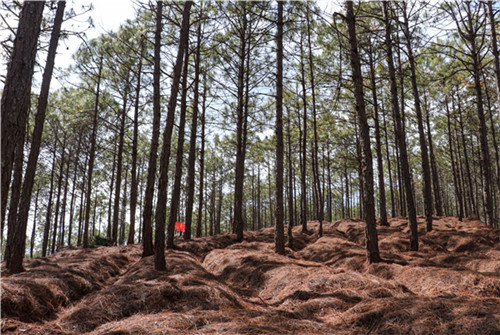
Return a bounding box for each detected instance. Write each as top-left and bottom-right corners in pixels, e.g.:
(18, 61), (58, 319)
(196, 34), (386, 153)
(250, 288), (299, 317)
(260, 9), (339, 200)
(166, 46), (190, 250)
(346, 1), (381, 263)
(154, 0), (192, 271)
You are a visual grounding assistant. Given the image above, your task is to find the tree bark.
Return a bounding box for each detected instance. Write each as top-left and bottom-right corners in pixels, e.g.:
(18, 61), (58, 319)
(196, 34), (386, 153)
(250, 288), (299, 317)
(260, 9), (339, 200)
(382, 2), (418, 251)
(232, 2), (249, 242)
(274, 0), (285, 255)
(196, 72), (207, 238)
(346, 1), (381, 263)
(185, 14), (202, 240)
(154, 0), (192, 270)
(487, 0), (500, 123)
(42, 140), (58, 256)
(368, 49), (388, 226)
(142, 1), (163, 257)
(4, 1), (64, 272)
(166, 44), (190, 250)
(401, 3), (433, 231)
(112, 95), (129, 245)
(128, 36), (145, 245)
(1, 1), (45, 229)
(83, 56), (103, 248)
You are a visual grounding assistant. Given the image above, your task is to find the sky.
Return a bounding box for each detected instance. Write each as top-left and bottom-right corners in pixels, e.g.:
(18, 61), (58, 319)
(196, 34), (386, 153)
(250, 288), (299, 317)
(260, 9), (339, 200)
(0, 0), (137, 83)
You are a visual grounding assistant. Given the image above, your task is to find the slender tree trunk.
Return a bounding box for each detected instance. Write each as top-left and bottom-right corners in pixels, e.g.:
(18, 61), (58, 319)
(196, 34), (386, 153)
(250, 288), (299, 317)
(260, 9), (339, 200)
(457, 93), (477, 215)
(112, 94), (128, 245)
(274, 0), (285, 255)
(368, 50), (388, 226)
(77, 154), (88, 246)
(42, 141), (58, 256)
(287, 113), (295, 249)
(30, 188), (40, 258)
(154, 0), (192, 270)
(346, 1), (381, 263)
(383, 2), (418, 250)
(59, 147), (72, 248)
(119, 167), (128, 245)
(487, 0), (500, 123)
(167, 46), (190, 250)
(305, 4), (323, 237)
(232, 2), (249, 242)
(107, 138), (117, 239)
(4, 1), (64, 272)
(68, 140), (81, 246)
(1, 1), (45, 229)
(196, 72), (207, 238)
(185, 14), (202, 240)
(446, 96), (464, 220)
(299, 31), (308, 234)
(83, 57), (103, 248)
(401, 4), (433, 231)
(142, 1), (163, 257)
(128, 37), (145, 245)
(423, 91), (443, 216)
(51, 134), (67, 254)
(382, 109), (396, 218)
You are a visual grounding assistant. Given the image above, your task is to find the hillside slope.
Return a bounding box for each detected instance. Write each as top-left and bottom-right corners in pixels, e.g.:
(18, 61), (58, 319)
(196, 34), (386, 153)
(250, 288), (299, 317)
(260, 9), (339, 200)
(2, 216), (499, 334)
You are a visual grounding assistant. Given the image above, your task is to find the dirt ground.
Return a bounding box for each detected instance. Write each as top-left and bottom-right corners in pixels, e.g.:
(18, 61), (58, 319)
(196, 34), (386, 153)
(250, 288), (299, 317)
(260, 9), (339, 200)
(1, 216), (499, 334)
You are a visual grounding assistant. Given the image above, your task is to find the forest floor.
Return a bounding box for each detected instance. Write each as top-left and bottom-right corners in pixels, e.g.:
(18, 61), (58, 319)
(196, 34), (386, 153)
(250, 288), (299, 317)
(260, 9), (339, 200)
(1, 216), (500, 334)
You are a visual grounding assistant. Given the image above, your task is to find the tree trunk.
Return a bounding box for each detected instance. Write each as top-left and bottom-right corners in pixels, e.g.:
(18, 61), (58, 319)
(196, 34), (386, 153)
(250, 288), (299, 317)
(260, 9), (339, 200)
(368, 49), (388, 226)
(232, 2), (248, 242)
(83, 56), (103, 248)
(30, 188), (40, 258)
(1, 1), (45, 230)
(196, 72), (207, 238)
(487, 0), (500, 123)
(112, 94), (128, 245)
(59, 146), (72, 249)
(382, 109), (396, 218)
(42, 141), (58, 257)
(51, 134), (67, 254)
(274, 0), (285, 255)
(4, 1), (64, 272)
(401, 4), (433, 231)
(446, 96), (464, 220)
(423, 91), (443, 216)
(305, 4), (323, 237)
(142, 1), (163, 257)
(166, 45), (190, 250)
(185, 14), (202, 240)
(128, 36), (145, 245)
(68, 139), (81, 246)
(154, 0), (192, 271)
(299, 30), (308, 234)
(383, 2), (418, 251)
(346, 1), (381, 263)
(287, 109), (295, 249)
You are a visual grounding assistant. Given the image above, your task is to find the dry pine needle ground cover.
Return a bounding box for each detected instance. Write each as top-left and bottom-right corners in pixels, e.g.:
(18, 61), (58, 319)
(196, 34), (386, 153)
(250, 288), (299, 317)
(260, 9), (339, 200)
(1, 216), (499, 334)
